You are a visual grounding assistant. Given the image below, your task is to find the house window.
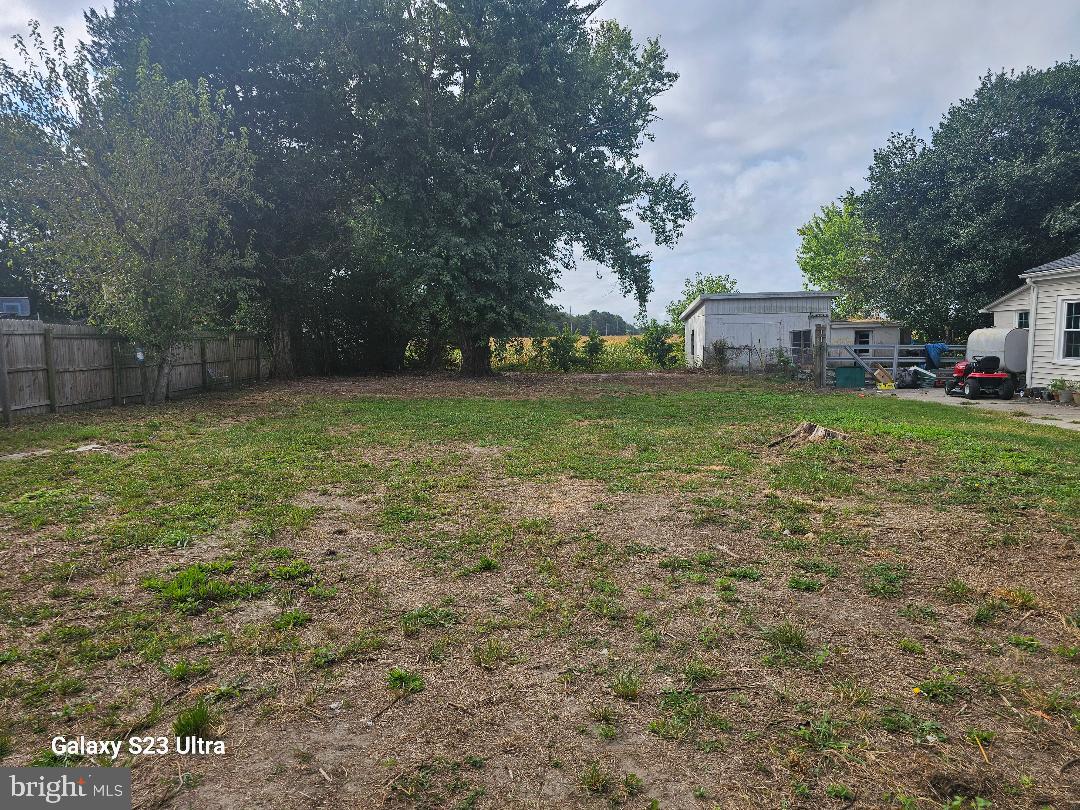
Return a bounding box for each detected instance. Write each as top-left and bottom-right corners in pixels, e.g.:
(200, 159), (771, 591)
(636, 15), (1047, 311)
(854, 330), (872, 355)
(1064, 301), (1080, 359)
(1016, 310), (1029, 329)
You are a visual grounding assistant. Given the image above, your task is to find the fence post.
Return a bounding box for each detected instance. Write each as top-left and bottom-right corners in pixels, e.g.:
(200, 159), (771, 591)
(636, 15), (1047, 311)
(44, 326), (58, 414)
(0, 322), (11, 426)
(892, 342), (899, 379)
(228, 334), (238, 388)
(814, 324), (827, 387)
(254, 336), (261, 383)
(111, 340), (122, 406)
(200, 338), (209, 391)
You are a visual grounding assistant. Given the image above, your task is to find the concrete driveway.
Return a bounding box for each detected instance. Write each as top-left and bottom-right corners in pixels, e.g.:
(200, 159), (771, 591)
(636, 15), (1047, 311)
(873, 386), (1080, 432)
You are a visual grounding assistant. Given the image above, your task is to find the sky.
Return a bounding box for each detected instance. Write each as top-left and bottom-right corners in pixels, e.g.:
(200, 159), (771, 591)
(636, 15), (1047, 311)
(4, 0), (1080, 322)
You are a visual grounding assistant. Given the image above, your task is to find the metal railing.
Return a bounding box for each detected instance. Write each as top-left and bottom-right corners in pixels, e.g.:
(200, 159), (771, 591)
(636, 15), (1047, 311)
(824, 343), (966, 379)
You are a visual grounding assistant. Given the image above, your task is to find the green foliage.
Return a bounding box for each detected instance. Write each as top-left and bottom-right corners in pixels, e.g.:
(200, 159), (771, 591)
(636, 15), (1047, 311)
(387, 667), (424, 695)
(272, 609), (311, 630)
(401, 605), (458, 636)
(1, 34), (255, 399)
(583, 329), (605, 370)
(864, 563), (911, 597)
(808, 61), (1080, 339)
(916, 669), (965, 704)
(796, 191), (874, 318)
(10, 2), (693, 378)
(144, 562), (264, 614)
(630, 320), (677, 368)
(665, 271), (737, 329)
(173, 701), (215, 739)
(548, 327), (580, 372)
(611, 670), (643, 701)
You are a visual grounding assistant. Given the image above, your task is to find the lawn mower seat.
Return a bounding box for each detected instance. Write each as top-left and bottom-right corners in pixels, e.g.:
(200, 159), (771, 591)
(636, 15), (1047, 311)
(973, 356), (1000, 373)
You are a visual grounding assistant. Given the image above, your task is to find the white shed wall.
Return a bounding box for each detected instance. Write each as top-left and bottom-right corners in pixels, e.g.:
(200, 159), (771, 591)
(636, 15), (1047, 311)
(684, 311), (707, 367)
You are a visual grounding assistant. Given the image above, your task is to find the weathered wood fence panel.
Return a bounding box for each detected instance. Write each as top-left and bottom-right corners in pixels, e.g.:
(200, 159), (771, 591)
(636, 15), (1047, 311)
(0, 320), (263, 425)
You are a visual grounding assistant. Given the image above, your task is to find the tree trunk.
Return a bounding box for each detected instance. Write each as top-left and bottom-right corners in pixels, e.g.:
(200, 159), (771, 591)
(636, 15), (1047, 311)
(270, 304), (296, 380)
(151, 347), (174, 404)
(459, 335), (494, 377)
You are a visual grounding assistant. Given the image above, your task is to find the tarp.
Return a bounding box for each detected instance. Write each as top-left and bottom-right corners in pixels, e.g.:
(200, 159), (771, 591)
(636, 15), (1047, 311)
(924, 342), (950, 369)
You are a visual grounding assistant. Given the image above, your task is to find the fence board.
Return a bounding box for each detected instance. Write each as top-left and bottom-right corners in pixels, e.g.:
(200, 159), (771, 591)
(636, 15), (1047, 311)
(0, 321), (263, 425)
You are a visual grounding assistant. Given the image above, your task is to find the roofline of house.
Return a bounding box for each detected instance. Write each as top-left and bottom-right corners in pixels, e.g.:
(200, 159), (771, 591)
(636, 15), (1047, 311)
(978, 284), (1030, 313)
(1019, 264), (1080, 280)
(679, 290), (840, 322)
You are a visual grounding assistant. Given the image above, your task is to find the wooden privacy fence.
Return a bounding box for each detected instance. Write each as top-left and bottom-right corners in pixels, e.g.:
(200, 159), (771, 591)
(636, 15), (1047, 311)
(0, 320), (263, 426)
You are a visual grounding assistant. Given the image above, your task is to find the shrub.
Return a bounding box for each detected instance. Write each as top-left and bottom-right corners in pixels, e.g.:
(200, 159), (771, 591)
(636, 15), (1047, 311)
(583, 329), (604, 369)
(548, 327), (579, 371)
(630, 320), (676, 368)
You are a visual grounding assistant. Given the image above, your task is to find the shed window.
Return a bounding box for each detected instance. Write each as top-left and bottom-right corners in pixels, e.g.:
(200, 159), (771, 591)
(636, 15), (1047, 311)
(1064, 301), (1080, 359)
(1016, 310), (1029, 329)
(690, 329), (696, 359)
(790, 329), (811, 365)
(854, 330), (872, 355)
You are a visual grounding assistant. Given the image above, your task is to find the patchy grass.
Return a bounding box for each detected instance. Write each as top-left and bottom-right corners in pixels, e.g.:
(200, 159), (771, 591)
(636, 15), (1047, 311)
(0, 374), (1077, 807)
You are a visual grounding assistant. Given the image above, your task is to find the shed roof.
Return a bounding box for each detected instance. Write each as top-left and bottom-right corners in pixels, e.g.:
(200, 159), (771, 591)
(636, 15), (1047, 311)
(1019, 250), (1080, 278)
(830, 319), (903, 328)
(679, 290), (839, 322)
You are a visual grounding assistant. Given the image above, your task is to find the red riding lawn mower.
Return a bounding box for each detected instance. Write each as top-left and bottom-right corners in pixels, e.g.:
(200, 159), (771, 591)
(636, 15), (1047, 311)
(944, 356), (1016, 400)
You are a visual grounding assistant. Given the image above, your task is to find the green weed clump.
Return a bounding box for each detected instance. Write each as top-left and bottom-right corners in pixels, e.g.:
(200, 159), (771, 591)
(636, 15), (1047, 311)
(144, 562), (265, 614)
(173, 701), (216, 739)
(387, 667), (424, 694)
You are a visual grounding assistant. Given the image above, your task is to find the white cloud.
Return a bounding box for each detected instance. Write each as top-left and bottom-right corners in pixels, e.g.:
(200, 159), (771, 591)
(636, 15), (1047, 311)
(556, 0), (1080, 323)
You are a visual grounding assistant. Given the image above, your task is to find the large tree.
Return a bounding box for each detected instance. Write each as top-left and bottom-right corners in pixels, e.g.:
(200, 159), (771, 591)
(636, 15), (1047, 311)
(1, 28), (255, 400)
(664, 271), (738, 330)
(42, 0), (692, 377)
(802, 61), (1080, 339)
(796, 191), (875, 319)
(85, 0), (397, 377)
(366, 1), (694, 374)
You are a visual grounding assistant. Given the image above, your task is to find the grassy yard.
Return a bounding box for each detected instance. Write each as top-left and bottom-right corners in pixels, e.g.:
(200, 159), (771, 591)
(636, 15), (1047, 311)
(0, 374), (1077, 809)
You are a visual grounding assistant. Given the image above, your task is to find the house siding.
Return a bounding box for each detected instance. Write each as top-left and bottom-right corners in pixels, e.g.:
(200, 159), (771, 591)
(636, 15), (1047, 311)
(1028, 272), (1080, 387)
(987, 287), (1032, 328)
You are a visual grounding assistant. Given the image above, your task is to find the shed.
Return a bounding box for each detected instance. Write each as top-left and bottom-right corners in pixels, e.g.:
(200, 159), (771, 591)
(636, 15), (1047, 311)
(0, 297), (31, 318)
(681, 291), (838, 368)
(828, 319), (910, 363)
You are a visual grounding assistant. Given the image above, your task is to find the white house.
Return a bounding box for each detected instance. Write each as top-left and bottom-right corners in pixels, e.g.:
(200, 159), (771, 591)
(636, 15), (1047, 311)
(980, 251), (1080, 387)
(681, 291), (838, 368)
(979, 286), (1031, 329)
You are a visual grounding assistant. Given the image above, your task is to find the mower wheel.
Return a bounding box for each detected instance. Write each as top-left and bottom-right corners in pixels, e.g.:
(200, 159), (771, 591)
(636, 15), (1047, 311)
(999, 378), (1015, 400)
(944, 380), (957, 396)
(964, 378), (981, 400)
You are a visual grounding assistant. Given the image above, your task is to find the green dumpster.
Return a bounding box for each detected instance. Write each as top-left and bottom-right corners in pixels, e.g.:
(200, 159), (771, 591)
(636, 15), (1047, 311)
(835, 366), (866, 389)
